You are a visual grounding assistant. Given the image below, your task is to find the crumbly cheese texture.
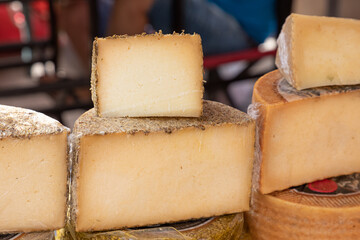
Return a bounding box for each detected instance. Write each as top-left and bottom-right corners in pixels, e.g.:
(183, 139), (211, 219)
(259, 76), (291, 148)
(276, 13), (360, 90)
(252, 70), (360, 194)
(71, 101), (255, 232)
(246, 189), (360, 239)
(91, 32), (204, 117)
(0, 105), (69, 233)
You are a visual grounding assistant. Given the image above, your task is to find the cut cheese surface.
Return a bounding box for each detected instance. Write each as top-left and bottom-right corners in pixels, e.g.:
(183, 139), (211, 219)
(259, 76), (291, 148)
(71, 100), (255, 232)
(276, 13), (360, 90)
(91, 32), (204, 117)
(252, 70), (360, 194)
(0, 105), (69, 233)
(246, 174), (360, 240)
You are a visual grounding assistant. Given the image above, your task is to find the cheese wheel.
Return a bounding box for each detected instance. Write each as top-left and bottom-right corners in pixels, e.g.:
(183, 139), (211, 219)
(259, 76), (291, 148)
(56, 213), (244, 240)
(0, 105), (69, 233)
(251, 70), (360, 194)
(246, 173), (360, 239)
(71, 100), (254, 232)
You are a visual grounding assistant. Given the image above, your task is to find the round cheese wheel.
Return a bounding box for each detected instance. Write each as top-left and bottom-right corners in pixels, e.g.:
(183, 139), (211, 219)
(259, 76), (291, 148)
(246, 173), (360, 239)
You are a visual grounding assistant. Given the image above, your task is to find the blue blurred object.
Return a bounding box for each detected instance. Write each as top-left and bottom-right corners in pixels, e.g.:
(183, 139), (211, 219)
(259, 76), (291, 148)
(208, 0), (277, 44)
(148, 0), (277, 55)
(97, 0), (114, 37)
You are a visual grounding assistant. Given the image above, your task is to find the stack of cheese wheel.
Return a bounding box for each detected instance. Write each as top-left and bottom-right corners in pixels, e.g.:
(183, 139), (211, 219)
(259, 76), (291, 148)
(69, 32), (255, 239)
(246, 14), (360, 239)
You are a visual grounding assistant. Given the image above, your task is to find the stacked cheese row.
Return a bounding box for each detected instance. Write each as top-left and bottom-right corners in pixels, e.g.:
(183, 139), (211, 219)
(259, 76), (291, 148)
(70, 32), (255, 236)
(0, 32), (254, 239)
(246, 14), (360, 239)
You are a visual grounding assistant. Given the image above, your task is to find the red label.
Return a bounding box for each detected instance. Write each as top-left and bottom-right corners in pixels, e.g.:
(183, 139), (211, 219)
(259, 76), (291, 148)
(293, 173), (360, 196)
(308, 179), (338, 193)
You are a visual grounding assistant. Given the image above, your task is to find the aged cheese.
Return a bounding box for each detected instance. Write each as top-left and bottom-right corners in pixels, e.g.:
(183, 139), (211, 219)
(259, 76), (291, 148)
(251, 70), (360, 194)
(246, 174), (360, 239)
(0, 105), (69, 233)
(91, 32), (204, 117)
(61, 213), (244, 239)
(71, 100), (255, 232)
(276, 13), (360, 90)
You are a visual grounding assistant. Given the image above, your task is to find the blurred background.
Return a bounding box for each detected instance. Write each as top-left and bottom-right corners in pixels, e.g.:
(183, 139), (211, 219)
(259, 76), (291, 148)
(0, 0), (358, 128)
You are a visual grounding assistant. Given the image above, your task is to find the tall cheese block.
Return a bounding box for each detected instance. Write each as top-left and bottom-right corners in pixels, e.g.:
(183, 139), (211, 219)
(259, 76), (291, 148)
(246, 174), (360, 239)
(71, 100), (255, 232)
(91, 32), (204, 117)
(276, 13), (360, 90)
(251, 70), (360, 194)
(0, 105), (69, 233)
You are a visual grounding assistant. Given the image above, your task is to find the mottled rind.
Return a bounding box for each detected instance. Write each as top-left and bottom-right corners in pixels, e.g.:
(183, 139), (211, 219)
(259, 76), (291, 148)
(275, 14), (295, 88)
(90, 38), (99, 114)
(73, 100), (252, 137)
(0, 104), (69, 139)
(90, 31), (204, 117)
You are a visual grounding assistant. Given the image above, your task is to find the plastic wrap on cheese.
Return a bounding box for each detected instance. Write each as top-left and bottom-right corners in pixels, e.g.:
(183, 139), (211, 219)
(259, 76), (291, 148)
(277, 77), (360, 102)
(0, 232), (54, 240)
(55, 213), (244, 240)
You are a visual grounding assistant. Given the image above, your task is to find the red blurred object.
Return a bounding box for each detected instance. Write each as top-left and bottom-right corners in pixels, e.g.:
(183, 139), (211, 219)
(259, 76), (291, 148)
(0, 5), (20, 43)
(203, 48), (276, 69)
(0, 0), (50, 44)
(31, 0), (50, 41)
(13, 11), (25, 26)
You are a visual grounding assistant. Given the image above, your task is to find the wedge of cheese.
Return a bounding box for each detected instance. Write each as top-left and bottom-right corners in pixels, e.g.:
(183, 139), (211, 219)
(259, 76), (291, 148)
(246, 174), (360, 240)
(91, 32), (204, 117)
(0, 105), (69, 233)
(252, 70), (360, 194)
(71, 100), (255, 232)
(276, 13), (360, 90)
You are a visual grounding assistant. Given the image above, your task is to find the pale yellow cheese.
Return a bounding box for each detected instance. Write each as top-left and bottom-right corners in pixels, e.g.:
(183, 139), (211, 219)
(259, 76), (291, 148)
(276, 13), (360, 90)
(71, 101), (255, 232)
(91, 32), (204, 117)
(0, 105), (69, 233)
(246, 177), (360, 240)
(252, 70), (360, 194)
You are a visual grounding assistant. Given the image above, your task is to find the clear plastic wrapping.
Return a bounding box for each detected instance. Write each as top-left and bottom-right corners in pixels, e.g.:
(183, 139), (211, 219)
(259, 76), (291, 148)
(277, 77), (360, 102)
(0, 232), (54, 240)
(55, 213), (244, 240)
